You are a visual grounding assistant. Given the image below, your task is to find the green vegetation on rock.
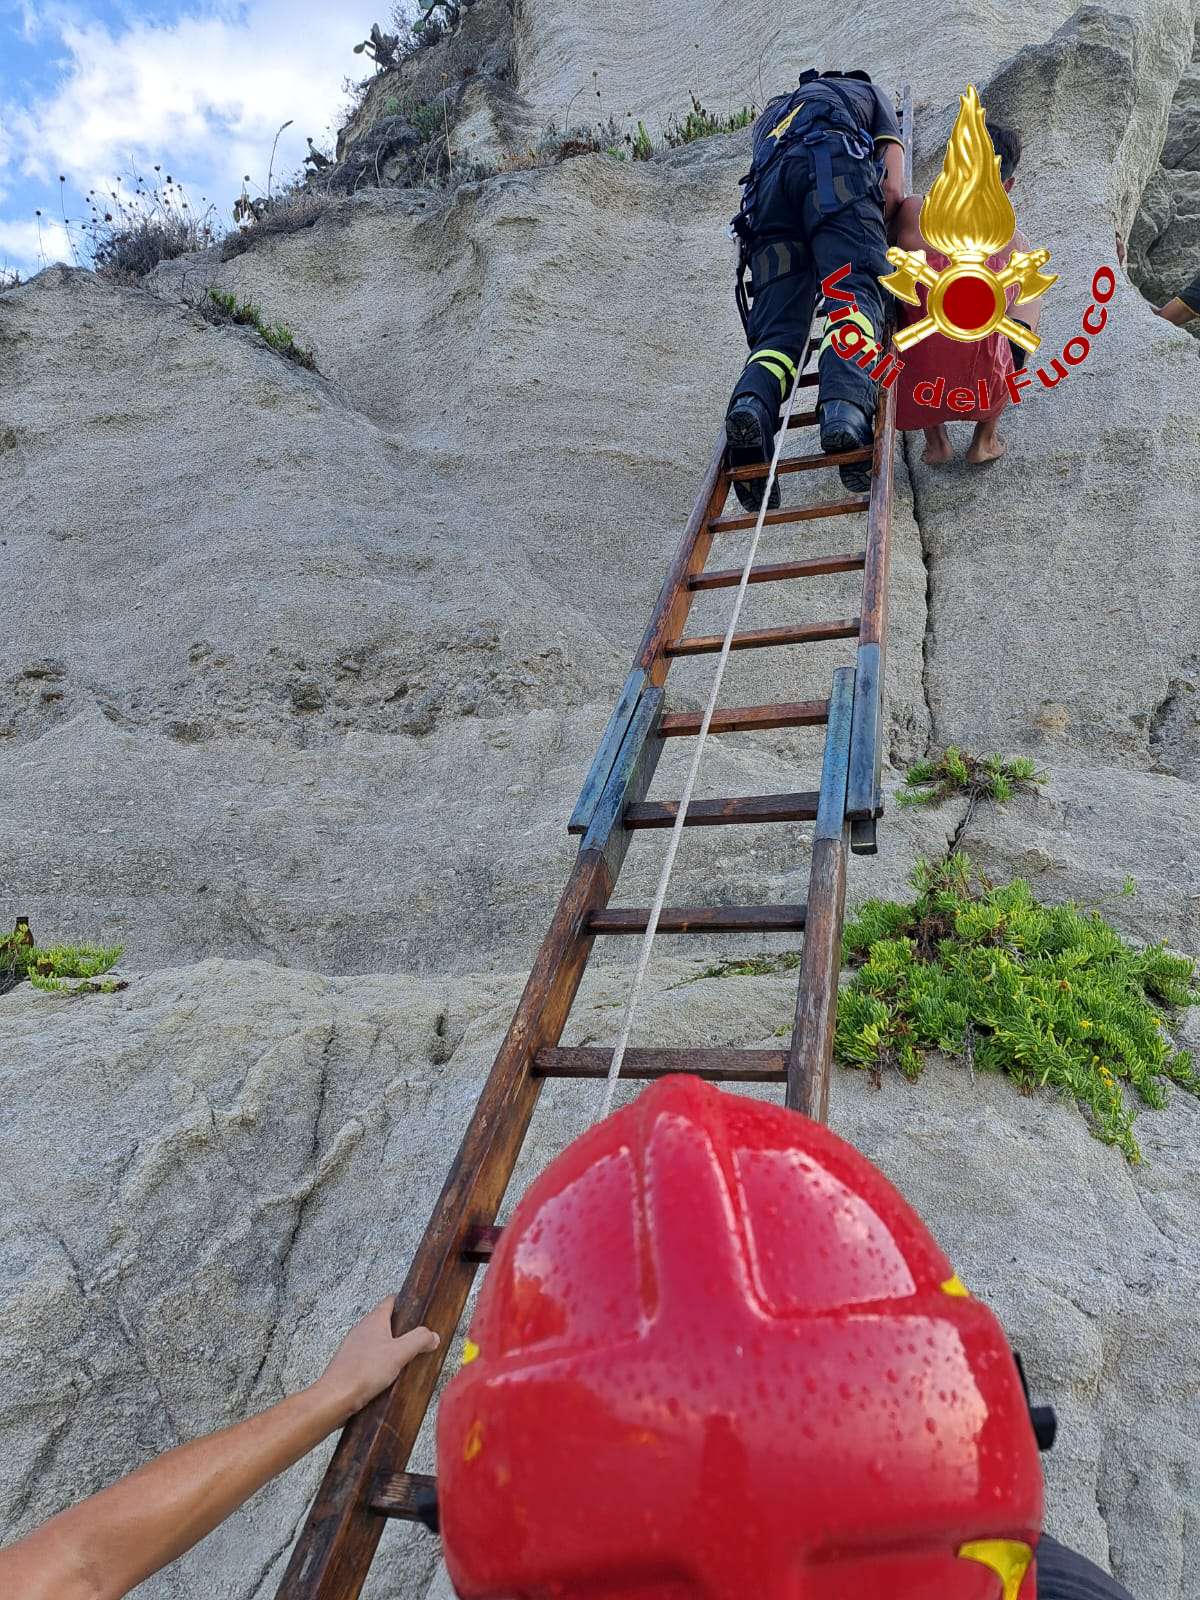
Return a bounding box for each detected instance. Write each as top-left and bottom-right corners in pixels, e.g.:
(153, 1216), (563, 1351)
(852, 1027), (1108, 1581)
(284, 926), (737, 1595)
(835, 855), (1200, 1161)
(900, 746), (1045, 810)
(199, 288), (318, 370)
(663, 94), (756, 147)
(1, 920), (124, 997)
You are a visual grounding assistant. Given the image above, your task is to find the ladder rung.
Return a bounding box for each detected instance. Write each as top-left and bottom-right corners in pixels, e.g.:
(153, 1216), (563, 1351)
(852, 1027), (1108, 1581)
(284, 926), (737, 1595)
(690, 551), (866, 591)
(711, 497), (870, 534)
(372, 1471), (436, 1520)
(624, 791), (819, 828)
(666, 617), (860, 657)
(787, 409), (819, 429)
(661, 699), (829, 736)
(535, 1046), (789, 1081)
(795, 371), (819, 386)
(729, 447), (871, 482)
(589, 904), (808, 934)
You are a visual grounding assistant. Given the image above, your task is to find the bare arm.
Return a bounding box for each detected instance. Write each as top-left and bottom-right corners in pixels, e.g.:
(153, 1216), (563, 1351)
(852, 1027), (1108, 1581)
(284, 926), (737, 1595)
(0, 1301), (439, 1600)
(889, 193), (924, 251)
(879, 141), (905, 221)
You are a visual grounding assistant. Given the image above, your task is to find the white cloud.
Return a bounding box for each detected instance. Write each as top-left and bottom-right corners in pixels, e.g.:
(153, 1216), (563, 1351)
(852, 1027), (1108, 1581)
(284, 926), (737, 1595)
(0, 213), (72, 274)
(3, 0), (375, 214)
(0, 0), (44, 45)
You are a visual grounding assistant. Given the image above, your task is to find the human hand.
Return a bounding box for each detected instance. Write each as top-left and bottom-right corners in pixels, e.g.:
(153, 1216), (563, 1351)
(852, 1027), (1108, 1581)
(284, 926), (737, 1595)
(316, 1299), (440, 1422)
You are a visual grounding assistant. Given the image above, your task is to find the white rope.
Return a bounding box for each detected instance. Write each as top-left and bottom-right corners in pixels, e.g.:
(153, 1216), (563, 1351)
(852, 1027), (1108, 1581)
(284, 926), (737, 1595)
(598, 362), (809, 1118)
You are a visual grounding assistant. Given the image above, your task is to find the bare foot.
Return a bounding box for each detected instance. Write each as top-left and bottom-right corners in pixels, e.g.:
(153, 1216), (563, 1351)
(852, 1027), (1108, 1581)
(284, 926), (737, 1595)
(921, 426), (953, 465)
(966, 427), (1007, 465)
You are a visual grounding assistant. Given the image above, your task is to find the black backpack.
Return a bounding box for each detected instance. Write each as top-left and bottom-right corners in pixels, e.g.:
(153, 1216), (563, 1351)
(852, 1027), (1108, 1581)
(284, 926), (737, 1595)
(730, 71), (883, 330)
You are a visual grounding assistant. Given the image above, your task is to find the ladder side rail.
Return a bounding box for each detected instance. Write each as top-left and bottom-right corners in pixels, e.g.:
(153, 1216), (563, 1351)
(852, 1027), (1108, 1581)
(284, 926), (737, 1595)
(568, 666), (648, 835)
(568, 437), (727, 836)
(275, 104), (923, 1579)
(786, 664), (855, 1121)
(277, 463), (724, 1600)
(275, 845), (612, 1599)
(635, 438), (731, 680)
(846, 374), (896, 852)
(847, 82), (910, 854)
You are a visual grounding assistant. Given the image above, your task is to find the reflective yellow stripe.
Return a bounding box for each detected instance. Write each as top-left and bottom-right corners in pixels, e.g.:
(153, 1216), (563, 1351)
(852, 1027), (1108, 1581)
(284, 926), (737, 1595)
(958, 1541), (1034, 1600)
(751, 347), (798, 379)
(462, 1338), (480, 1363)
(941, 1274), (970, 1297)
(769, 104), (804, 142)
(750, 355), (789, 392)
(819, 306), (876, 355)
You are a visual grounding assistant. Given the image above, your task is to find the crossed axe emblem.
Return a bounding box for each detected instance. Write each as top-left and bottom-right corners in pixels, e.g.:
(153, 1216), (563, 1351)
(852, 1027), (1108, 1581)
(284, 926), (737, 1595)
(880, 247), (1058, 353)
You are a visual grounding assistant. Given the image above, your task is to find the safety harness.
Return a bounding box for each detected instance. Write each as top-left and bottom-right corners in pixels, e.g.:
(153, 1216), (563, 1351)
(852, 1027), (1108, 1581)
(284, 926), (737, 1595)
(732, 70), (885, 333)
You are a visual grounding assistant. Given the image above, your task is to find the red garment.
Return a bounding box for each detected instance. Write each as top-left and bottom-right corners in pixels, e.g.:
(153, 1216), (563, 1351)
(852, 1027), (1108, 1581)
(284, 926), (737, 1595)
(894, 243), (1020, 430)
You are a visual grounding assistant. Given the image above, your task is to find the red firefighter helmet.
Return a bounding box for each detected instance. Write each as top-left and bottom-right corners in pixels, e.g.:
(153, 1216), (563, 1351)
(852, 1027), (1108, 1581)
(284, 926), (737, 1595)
(438, 1075), (1045, 1599)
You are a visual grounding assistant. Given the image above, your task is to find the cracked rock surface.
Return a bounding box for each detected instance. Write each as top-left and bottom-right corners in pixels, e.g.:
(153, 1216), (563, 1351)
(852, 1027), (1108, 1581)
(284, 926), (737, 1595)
(2, 962), (1198, 1598)
(3, 0), (1200, 1595)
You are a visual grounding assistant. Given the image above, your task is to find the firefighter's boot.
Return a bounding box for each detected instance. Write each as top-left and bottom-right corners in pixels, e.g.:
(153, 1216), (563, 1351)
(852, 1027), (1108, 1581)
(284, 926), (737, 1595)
(819, 398), (874, 493)
(725, 394), (781, 513)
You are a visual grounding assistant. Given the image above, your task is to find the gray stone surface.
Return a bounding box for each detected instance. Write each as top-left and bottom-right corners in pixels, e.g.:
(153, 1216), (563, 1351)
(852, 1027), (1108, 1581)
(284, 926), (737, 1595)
(2, 960), (1197, 1597)
(909, 4), (1200, 764)
(1129, 28), (1200, 308)
(4, 1), (1200, 1596)
(9, 166), (934, 974)
(338, 0), (535, 179)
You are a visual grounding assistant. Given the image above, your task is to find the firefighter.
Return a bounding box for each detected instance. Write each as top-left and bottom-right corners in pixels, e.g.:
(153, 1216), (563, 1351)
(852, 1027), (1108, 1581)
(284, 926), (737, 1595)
(726, 69), (906, 511)
(439, 1074), (1136, 1598)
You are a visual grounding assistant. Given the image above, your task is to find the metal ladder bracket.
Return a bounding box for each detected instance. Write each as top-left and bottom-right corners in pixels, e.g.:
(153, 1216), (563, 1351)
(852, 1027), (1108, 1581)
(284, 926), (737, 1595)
(580, 684), (665, 881)
(846, 640), (883, 822)
(569, 667), (648, 835)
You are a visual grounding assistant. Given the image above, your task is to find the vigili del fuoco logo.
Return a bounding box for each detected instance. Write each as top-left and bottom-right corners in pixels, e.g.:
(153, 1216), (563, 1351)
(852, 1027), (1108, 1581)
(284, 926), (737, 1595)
(822, 84), (1118, 414)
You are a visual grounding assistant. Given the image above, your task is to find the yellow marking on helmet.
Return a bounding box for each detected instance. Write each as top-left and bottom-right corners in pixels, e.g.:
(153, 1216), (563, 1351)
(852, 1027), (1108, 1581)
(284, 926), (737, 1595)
(464, 1419), (484, 1462)
(462, 1339), (480, 1364)
(941, 1273), (971, 1297)
(769, 104), (804, 142)
(819, 306), (875, 356)
(957, 1540), (1034, 1600)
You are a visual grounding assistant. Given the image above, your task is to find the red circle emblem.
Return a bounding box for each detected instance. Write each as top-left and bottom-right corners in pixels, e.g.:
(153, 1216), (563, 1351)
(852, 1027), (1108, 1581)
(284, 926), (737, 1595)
(940, 273), (997, 332)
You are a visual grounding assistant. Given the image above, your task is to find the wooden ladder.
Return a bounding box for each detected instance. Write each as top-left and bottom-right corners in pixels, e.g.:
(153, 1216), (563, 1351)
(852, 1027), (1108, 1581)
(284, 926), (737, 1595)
(278, 89), (911, 1600)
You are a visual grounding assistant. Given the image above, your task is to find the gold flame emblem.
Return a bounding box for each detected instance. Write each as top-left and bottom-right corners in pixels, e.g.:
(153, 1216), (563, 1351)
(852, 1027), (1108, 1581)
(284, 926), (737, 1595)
(880, 84), (1057, 351)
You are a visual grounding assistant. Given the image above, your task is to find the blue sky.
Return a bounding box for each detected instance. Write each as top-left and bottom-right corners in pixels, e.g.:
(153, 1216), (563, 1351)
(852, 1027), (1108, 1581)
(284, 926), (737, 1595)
(0, 0), (387, 276)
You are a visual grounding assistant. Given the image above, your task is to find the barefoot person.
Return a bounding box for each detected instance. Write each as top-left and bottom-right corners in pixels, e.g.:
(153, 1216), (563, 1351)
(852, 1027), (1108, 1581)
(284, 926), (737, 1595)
(891, 122), (1041, 466)
(0, 1301), (439, 1600)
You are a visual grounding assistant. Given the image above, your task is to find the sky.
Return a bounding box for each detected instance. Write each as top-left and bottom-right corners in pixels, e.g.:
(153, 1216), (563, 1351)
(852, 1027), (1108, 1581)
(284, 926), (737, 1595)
(0, 0), (388, 278)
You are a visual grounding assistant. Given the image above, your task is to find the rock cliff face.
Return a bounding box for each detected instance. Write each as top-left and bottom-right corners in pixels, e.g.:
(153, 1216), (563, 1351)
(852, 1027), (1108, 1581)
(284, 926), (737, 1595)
(2, 3), (1200, 1597)
(1130, 27), (1200, 309)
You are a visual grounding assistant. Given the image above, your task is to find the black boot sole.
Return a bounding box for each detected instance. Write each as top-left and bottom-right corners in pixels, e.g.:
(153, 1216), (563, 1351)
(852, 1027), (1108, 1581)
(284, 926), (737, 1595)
(820, 425), (874, 495)
(726, 406), (781, 512)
